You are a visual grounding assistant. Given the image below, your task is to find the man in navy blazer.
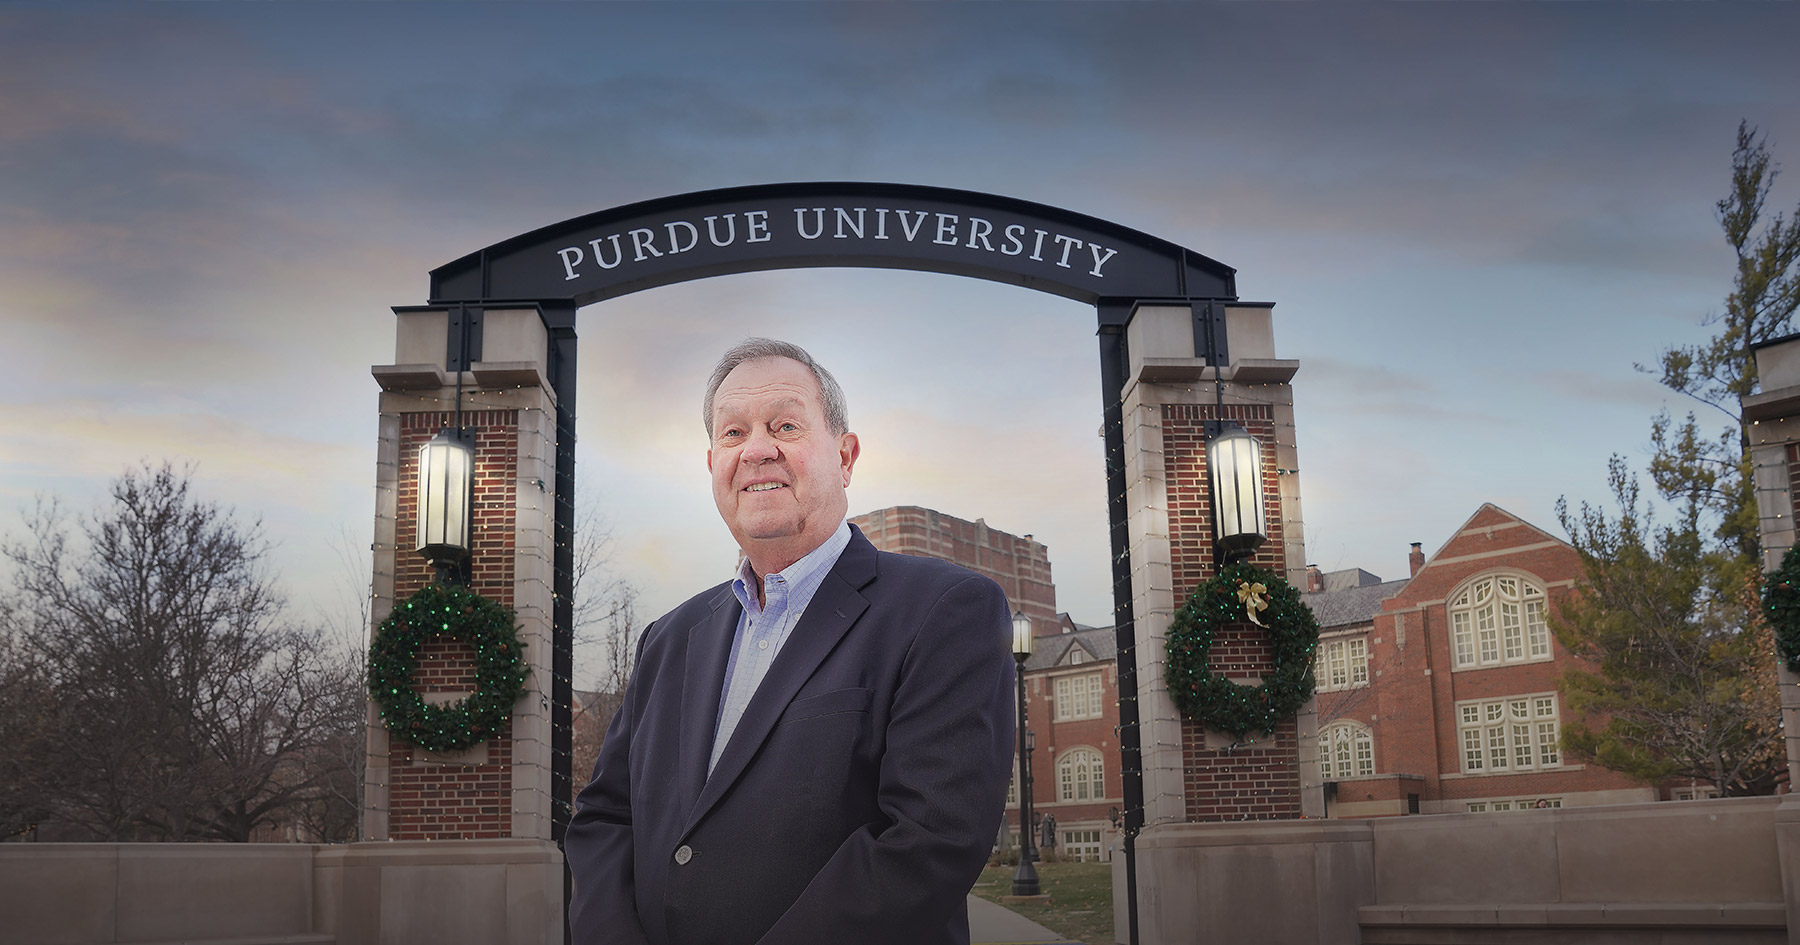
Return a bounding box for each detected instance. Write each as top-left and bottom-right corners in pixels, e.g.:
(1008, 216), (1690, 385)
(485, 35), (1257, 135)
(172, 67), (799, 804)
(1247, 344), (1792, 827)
(566, 338), (1015, 945)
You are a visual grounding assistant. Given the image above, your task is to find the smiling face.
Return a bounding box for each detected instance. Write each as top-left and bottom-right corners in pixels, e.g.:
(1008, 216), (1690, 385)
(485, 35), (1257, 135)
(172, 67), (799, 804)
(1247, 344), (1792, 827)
(707, 356), (860, 576)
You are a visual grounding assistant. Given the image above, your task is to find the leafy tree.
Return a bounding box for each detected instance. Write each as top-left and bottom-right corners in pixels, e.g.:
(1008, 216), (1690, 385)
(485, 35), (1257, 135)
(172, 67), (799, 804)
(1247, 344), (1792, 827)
(1555, 460), (1783, 795)
(1556, 121), (1800, 796)
(1649, 121), (1800, 559)
(0, 464), (361, 841)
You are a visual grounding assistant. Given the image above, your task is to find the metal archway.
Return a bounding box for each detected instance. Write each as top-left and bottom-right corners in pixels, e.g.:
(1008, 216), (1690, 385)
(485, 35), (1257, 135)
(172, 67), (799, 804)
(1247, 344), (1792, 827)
(422, 182), (1244, 945)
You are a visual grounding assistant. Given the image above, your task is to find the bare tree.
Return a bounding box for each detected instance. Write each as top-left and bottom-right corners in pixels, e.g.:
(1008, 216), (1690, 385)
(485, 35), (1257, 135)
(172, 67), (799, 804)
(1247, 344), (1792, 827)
(0, 464), (359, 841)
(564, 486), (644, 796)
(0, 622), (57, 840)
(571, 588), (641, 796)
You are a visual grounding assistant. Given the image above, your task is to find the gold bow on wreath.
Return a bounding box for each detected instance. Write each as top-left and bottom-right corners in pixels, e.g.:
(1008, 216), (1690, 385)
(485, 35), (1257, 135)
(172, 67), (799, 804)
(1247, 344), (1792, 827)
(1236, 580), (1269, 627)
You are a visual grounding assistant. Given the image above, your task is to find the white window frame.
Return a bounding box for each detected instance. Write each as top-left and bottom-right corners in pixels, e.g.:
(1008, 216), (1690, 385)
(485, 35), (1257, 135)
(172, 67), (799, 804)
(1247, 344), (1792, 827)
(1053, 671), (1105, 721)
(1318, 636), (1370, 692)
(1456, 692), (1561, 774)
(1449, 574), (1552, 670)
(1318, 720), (1375, 779)
(1062, 828), (1104, 862)
(1057, 746), (1106, 802)
(1469, 797), (1561, 813)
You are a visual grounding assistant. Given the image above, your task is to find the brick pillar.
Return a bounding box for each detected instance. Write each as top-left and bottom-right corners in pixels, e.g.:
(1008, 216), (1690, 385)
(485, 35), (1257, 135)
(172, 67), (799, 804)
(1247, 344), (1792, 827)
(1119, 302), (1315, 833)
(364, 308), (559, 842)
(1164, 402), (1302, 821)
(1742, 337), (1800, 945)
(1116, 302), (1326, 945)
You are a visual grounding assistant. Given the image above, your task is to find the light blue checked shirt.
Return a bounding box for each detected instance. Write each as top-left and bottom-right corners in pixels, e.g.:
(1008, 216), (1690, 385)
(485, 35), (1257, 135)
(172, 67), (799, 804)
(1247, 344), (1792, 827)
(708, 520), (854, 775)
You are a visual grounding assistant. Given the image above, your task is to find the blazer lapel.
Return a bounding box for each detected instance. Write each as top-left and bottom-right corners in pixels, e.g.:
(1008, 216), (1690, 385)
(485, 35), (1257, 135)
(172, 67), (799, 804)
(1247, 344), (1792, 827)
(683, 533), (878, 834)
(674, 586), (740, 822)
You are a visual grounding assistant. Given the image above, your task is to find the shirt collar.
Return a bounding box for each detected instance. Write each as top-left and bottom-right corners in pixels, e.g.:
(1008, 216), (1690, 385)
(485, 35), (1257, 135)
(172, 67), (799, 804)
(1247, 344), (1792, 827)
(731, 520), (853, 614)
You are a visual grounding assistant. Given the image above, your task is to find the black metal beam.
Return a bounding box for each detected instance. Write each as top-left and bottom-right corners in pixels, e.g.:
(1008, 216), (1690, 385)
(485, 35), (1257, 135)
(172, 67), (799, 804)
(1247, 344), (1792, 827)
(542, 301), (578, 945)
(1097, 303), (1142, 945)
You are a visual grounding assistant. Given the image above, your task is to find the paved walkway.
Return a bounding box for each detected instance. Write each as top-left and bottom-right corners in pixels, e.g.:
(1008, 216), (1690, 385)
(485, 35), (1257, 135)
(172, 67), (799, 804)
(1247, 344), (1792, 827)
(967, 894), (1087, 945)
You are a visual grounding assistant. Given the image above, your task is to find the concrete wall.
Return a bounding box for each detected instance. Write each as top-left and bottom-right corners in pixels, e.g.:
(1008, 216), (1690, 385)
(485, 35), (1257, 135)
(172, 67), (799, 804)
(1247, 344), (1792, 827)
(1, 839), (563, 945)
(1119, 795), (1795, 944)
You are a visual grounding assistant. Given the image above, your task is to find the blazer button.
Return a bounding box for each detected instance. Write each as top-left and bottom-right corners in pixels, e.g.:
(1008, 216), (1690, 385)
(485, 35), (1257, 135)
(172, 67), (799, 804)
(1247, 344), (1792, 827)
(674, 844), (693, 865)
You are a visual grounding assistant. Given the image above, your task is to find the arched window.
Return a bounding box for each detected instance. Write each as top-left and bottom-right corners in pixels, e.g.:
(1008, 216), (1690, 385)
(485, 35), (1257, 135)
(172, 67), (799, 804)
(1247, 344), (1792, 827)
(1318, 721), (1374, 779)
(1449, 574), (1551, 670)
(1057, 747), (1105, 802)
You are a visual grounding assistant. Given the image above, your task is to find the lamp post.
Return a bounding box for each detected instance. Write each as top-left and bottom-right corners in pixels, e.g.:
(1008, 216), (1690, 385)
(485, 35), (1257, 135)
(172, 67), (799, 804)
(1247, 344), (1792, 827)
(417, 426), (475, 584)
(1025, 729), (1037, 861)
(1010, 609), (1040, 896)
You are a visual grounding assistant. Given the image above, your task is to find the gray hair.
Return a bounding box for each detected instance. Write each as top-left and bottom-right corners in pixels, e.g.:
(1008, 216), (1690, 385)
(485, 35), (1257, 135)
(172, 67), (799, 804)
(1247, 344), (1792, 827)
(703, 338), (849, 437)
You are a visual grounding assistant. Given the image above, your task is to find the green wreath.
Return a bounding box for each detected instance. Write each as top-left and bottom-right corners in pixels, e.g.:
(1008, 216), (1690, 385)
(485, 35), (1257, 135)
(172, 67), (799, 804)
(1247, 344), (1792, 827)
(1165, 562), (1319, 739)
(1763, 544), (1800, 672)
(368, 583), (530, 753)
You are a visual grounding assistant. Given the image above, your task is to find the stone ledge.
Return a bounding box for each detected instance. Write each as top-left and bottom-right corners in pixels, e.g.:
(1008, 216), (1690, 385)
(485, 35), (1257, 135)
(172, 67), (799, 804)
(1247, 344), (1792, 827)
(1359, 901), (1786, 928)
(317, 837), (563, 869)
(372, 363), (448, 390)
(1743, 384), (1800, 422)
(470, 360), (549, 394)
(115, 937), (333, 945)
(1133, 357), (1300, 385)
(1136, 817), (1374, 849)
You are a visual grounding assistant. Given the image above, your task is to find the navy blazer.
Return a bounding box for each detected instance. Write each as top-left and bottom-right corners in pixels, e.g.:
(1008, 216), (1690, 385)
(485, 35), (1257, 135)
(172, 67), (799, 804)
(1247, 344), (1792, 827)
(566, 527), (1016, 945)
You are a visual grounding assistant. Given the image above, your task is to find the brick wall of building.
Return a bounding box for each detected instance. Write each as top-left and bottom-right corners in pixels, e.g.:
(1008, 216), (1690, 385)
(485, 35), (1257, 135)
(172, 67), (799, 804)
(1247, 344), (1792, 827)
(1356, 505), (1647, 814)
(1019, 655), (1124, 856)
(1162, 403), (1302, 822)
(385, 409), (520, 840)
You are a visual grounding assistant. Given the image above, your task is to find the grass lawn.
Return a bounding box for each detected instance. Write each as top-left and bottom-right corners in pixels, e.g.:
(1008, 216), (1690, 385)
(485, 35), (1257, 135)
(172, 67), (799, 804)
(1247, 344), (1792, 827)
(970, 860), (1114, 945)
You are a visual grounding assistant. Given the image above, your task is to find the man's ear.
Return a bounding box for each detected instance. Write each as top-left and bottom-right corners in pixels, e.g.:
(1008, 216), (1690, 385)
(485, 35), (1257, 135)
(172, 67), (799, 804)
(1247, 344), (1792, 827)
(706, 448), (714, 474)
(839, 432), (860, 486)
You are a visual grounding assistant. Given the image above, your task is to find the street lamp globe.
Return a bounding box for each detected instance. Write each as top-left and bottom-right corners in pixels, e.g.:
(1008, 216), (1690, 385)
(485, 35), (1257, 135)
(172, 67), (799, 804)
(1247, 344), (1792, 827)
(416, 427), (474, 580)
(1012, 609), (1034, 661)
(1207, 423), (1268, 563)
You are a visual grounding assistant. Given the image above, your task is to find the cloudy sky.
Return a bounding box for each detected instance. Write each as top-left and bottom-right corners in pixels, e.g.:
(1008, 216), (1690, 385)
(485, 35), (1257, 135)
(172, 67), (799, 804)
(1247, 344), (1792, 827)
(4, 4), (1799, 676)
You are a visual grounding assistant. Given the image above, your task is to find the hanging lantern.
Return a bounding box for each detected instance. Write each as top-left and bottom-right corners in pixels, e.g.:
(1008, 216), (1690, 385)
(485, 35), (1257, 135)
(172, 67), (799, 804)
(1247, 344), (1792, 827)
(1207, 423), (1267, 563)
(1011, 610), (1035, 662)
(417, 427), (474, 578)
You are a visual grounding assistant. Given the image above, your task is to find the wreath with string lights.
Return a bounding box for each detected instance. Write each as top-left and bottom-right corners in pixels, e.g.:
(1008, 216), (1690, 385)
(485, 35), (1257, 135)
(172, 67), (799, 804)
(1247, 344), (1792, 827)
(1164, 562), (1319, 739)
(368, 583), (529, 753)
(1763, 544), (1800, 672)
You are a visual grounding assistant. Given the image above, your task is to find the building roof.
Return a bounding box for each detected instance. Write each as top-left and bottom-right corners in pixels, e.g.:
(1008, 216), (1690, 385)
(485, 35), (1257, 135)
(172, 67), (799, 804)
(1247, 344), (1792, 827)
(1302, 578), (1407, 631)
(1023, 623), (1118, 671)
(1318, 568), (1385, 592)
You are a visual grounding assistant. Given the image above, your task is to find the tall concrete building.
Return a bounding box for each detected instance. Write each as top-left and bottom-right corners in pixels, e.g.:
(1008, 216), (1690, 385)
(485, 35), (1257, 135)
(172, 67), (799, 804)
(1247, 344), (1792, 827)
(850, 506), (1059, 629)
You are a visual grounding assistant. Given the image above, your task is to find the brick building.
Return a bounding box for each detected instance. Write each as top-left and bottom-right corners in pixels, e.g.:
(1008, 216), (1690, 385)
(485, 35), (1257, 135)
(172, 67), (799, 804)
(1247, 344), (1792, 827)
(855, 500), (1702, 837)
(850, 506), (1124, 861)
(1307, 503), (1654, 818)
(1008, 617), (1125, 861)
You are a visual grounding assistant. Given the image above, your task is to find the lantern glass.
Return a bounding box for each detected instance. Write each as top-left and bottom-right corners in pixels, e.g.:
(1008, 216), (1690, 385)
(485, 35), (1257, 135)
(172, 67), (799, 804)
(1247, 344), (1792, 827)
(1207, 424), (1268, 562)
(1012, 610), (1034, 658)
(417, 428), (474, 566)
